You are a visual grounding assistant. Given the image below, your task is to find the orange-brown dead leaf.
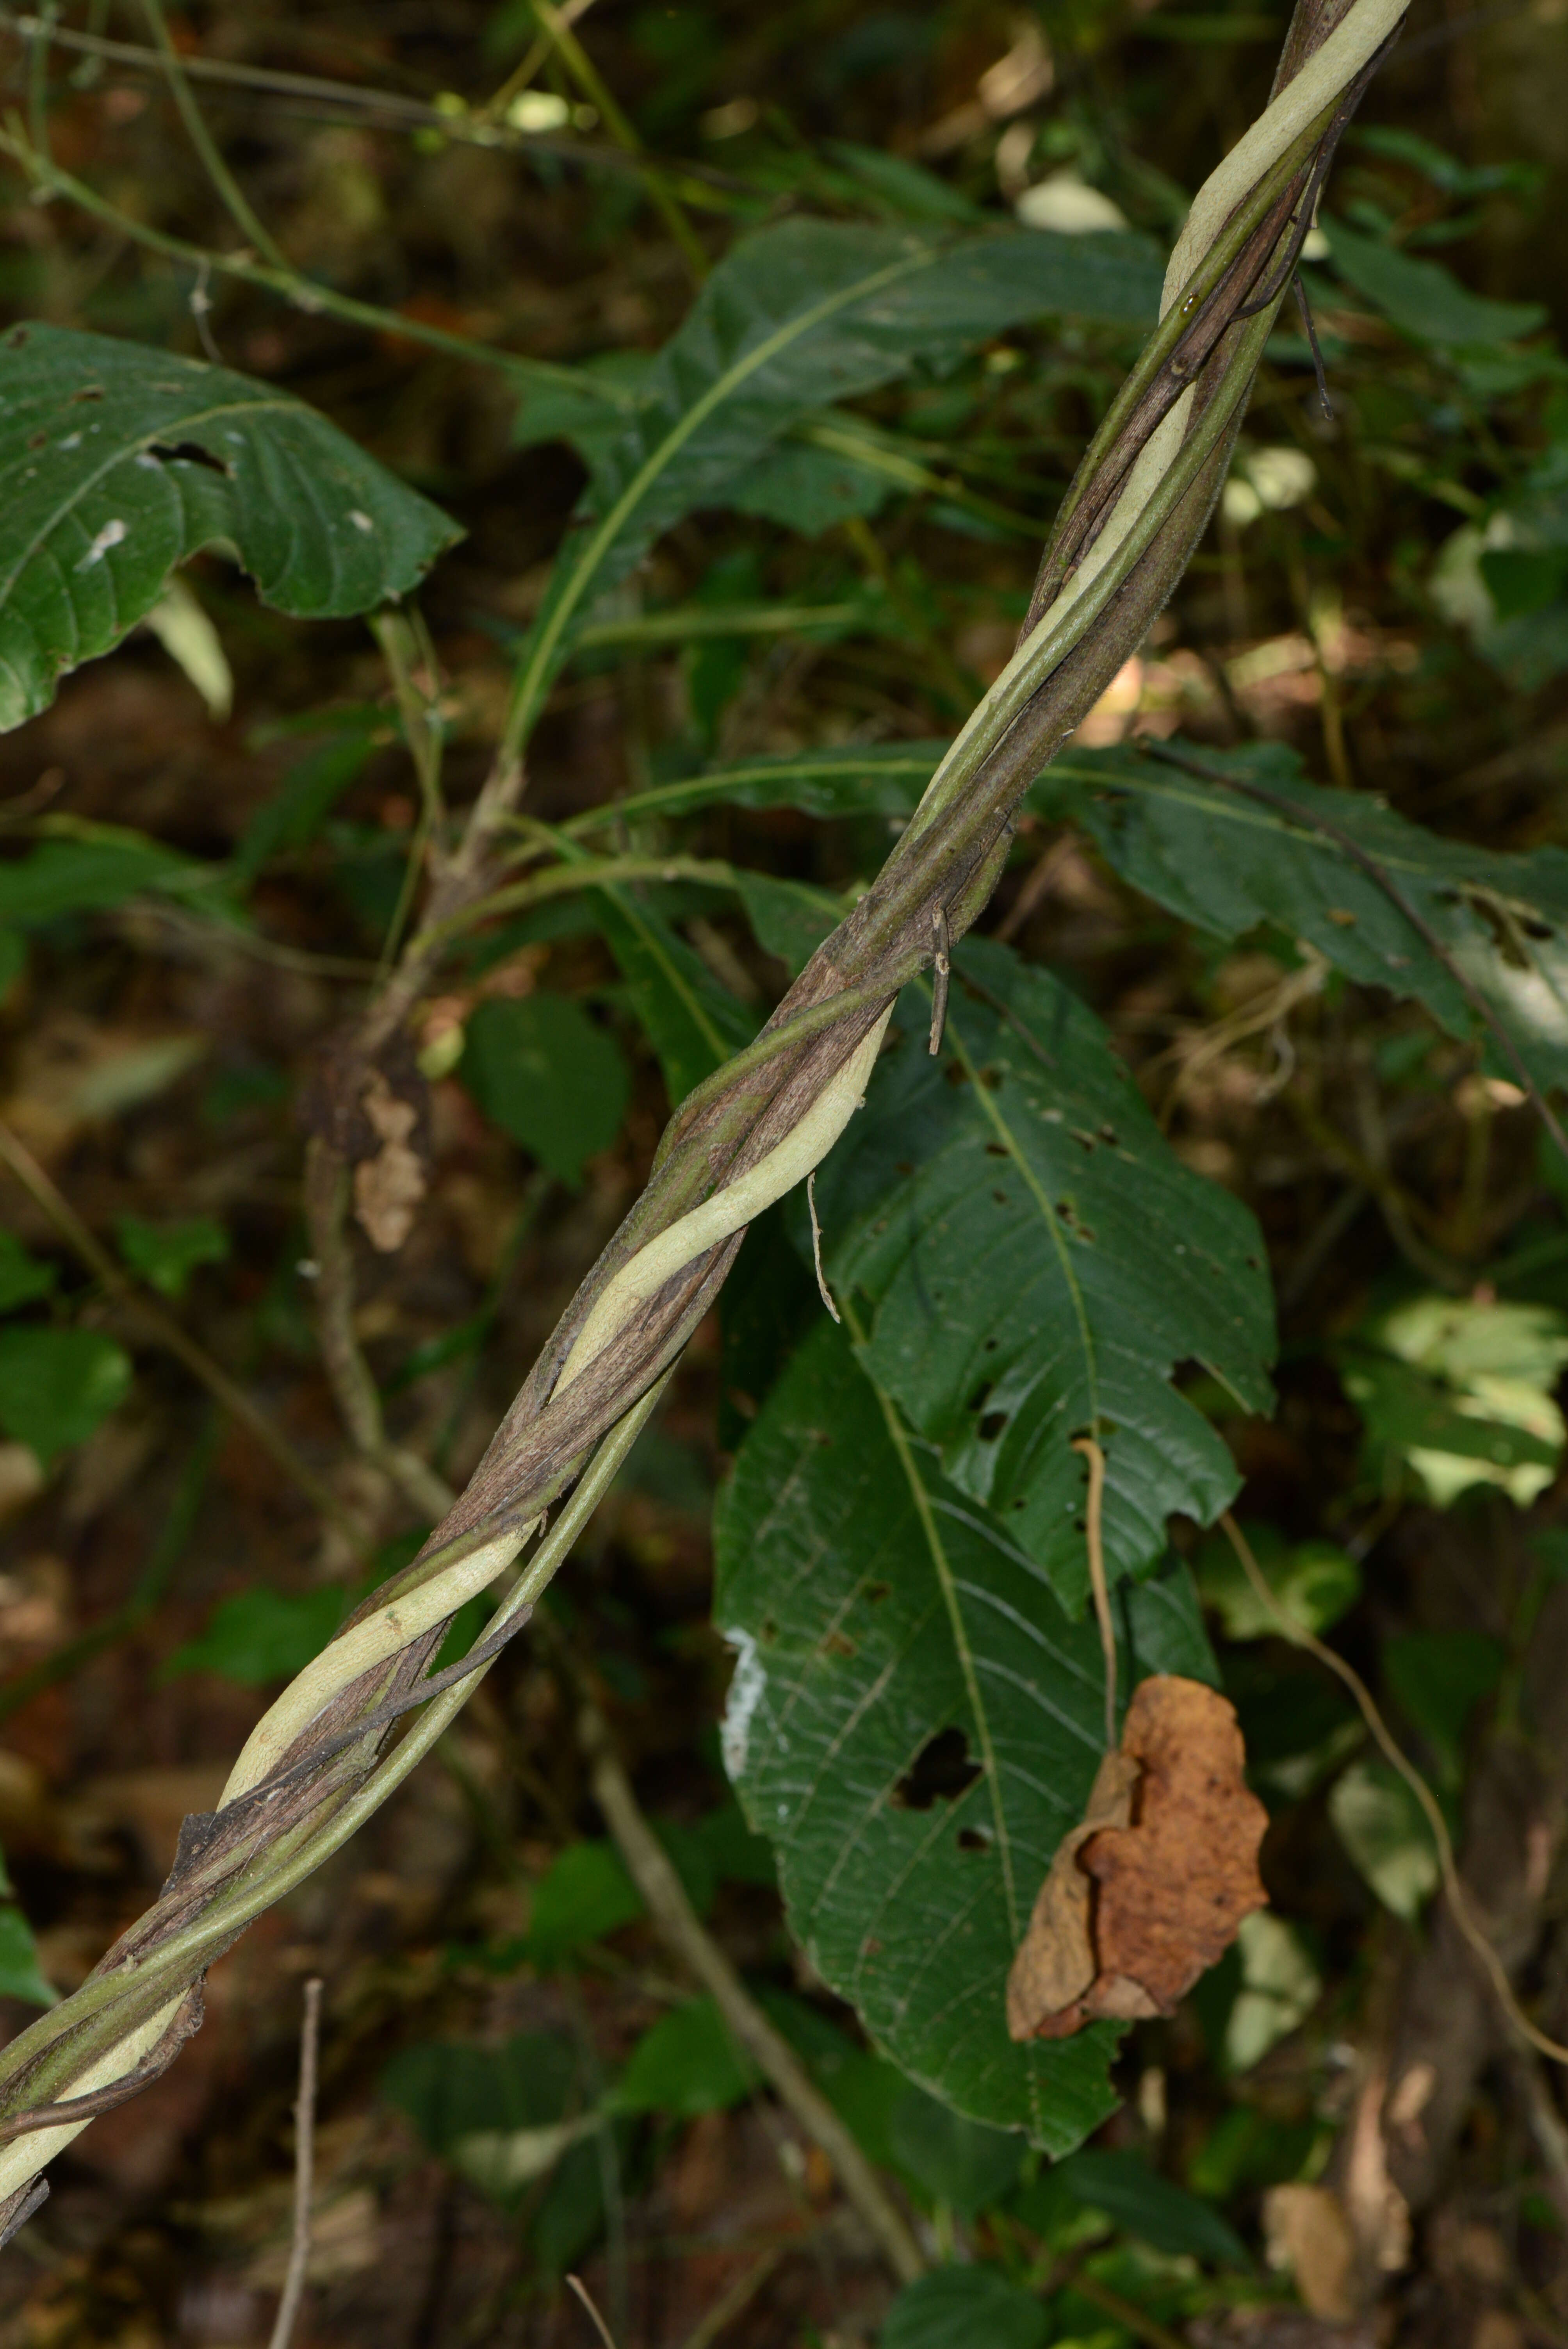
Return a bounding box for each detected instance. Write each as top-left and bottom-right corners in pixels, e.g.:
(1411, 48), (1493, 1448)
(1007, 1674), (1267, 2041)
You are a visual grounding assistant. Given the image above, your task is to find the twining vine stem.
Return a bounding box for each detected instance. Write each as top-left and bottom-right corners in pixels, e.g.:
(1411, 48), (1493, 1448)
(0, 0), (1410, 2232)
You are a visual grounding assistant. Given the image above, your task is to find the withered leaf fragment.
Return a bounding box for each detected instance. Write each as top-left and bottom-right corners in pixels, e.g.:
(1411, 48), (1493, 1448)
(1007, 1674), (1267, 2041)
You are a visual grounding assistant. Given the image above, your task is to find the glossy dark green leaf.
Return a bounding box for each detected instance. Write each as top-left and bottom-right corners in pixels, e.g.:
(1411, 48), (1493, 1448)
(0, 1326), (132, 1465)
(715, 1316), (1217, 2139)
(459, 992), (630, 1186)
(813, 941), (1275, 1612)
(881, 2267), (1047, 2349)
(1040, 739), (1568, 1096)
(0, 324), (461, 729)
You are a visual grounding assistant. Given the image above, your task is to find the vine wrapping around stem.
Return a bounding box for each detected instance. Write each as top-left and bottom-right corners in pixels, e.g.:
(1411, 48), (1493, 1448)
(0, 0), (1407, 2221)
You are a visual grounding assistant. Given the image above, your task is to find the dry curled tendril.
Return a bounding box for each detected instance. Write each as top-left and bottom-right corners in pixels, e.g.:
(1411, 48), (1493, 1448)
(0, 0), (1413, 2232)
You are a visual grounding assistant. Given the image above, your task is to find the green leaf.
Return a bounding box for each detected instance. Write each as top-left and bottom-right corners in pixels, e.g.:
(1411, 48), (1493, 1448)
(594, 889), (757, 1101)
(1195, 1520), (1360, 1640)
(1058, 2149), (1249, 2265)
(714, 1315), (1217, 2140)
(612, 1995), (760, 2117)
(459, 994), (630, 1186)
(1040, 740), (1568, 1096)
(162, 1585), (346, 1685)
(0, 1907), (57, 2008)
(728, 433), (898, 534)
(1329, 1757), (1439, 1921)
(889, 2085), (1025, 2216)
(0, 1231), (56, 1314)
(511, 350), (655, 494)
(880, 2268), (1047, 2349)
(514, 219), (1160, 717)
(525, 1840), (644, 1967)
(0, 324), (462, 729)
(734, 872), (842, 976)
(0, 1326), (131, 1465)
(115, 1212), (228, 1299)
(584, 741), (939, 832)
(230, 725), (379, 886)
(1224, 1910), (1322, 2074)
(0, 930), (26, 1000)
(813, 942), (1275, 1613)
(1342, 1294), (1568, 1506)
(1383, 1629), (1503, 1772)
(384, 2032), (579, 2149)
(0, 831), (207, 927)
(1320, 220), (1546, 348)
(695, 1797), (778, 1889)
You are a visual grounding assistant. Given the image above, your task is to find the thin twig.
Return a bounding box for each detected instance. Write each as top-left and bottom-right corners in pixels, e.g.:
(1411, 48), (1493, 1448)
(138, 0), (291, 270)
(567, 2273), (620, 2349)
(0, 1118), (374, 1562)
(1293, 271), (1335, 419)
(1221, 1514), (1568, 2066)
(806, 1170), (840, 1324)
(576, 1691), (926, 2285)
(927, 902), (951, 1057)
(675, 2246), (786, 2349)
(267, 1977), (324, 2349)
(1071, 1436), (1116, 1749)
(0, 123), (599, 397)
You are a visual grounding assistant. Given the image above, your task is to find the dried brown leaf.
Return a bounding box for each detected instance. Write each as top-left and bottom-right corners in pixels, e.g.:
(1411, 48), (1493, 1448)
(1007, 1674), (1267, 2040)
(351, 1070), (428, 1252)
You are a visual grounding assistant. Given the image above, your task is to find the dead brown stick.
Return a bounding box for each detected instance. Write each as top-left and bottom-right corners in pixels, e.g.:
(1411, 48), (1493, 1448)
(267, 1977), (324, 2349)
(675, 2244), (786, 2349)
(567, 2272), (620, 2347)
(577, 1695), (926, 2287)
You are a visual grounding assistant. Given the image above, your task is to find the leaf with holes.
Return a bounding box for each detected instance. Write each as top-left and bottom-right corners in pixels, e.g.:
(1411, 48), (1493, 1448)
(0, 324), (461, 729)
(808, 939), (1275, 1615)
(714, 1316), (1218, 2138)
(1036, 738), (1568, 1096)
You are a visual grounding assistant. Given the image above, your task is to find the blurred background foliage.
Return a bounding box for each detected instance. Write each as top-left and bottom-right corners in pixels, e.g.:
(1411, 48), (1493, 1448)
(1, 0), (1568, 2343)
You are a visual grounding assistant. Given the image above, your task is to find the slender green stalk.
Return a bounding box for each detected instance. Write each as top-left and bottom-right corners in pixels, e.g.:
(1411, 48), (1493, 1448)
(138, 0), (291, 270)
(0, 123), (608, 399)
(524, 0), (709, 279)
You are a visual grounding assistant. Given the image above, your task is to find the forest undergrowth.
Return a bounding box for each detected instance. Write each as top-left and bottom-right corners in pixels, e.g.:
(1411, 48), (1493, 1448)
(0, 1), (1567, 2344)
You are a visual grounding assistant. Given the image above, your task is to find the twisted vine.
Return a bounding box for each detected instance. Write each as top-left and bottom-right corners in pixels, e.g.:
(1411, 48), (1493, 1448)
(0, 0), (1406, 2236)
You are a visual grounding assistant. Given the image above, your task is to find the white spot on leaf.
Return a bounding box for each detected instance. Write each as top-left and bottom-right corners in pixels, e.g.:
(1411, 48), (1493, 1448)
(76, 519), (128, 571)
(348, 510), (375, 534)
(720, 1629), (767, 1780)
